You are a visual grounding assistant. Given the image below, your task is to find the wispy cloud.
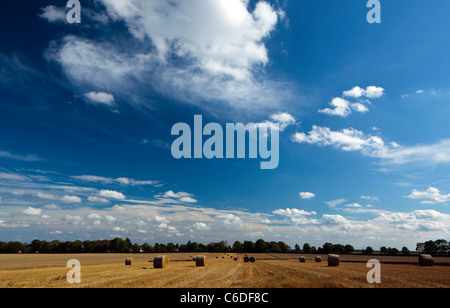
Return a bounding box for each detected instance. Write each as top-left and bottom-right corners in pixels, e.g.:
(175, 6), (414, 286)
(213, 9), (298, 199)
(38, 5), (67, 23)
(72, 175), (159, 186)
(0, 150), (41, 162)
(293, 125), (450, 166)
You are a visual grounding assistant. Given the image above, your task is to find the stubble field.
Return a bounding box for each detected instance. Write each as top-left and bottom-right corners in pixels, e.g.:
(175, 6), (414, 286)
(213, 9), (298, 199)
(0, 253), (449, 288)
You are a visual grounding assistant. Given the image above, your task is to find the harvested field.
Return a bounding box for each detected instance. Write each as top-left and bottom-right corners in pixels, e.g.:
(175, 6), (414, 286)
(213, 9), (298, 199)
(0, 253), (449, 288)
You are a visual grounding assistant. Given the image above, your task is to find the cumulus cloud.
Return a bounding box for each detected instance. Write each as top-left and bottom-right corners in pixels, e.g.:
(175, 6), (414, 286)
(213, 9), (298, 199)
(162, 191), (197, 203)
(321, 214), (350, 225)
(98, 190), (126, 200)
(101, 0), (280, 80)
(319, 97), (369, 117)
(293, 126), (450, 166)
(217, 214), (242, 226)
(343, 86), (385, 99)
(46, 1), (294, 114)
(373, 210), (450, 232)
(319, 86), (384, 118)
(273, 208), (317, 217)
(154, 216), (170, 224)
(21, 207), (42, 216)
(269, 112), (296, 131)
(190, 222), (211, 231)
(84, 91), (116, 106)
(299, 192), (315, 200)
(406, 187), (450, 204)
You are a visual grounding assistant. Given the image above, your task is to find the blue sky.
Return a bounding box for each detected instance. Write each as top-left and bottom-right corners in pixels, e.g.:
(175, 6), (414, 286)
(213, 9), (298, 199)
(0, 0), (449, 250)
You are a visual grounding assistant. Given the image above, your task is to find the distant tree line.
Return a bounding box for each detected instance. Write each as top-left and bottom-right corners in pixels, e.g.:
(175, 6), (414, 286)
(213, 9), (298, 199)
(416, 239), (450, 256)
(0, 238), (448, 256)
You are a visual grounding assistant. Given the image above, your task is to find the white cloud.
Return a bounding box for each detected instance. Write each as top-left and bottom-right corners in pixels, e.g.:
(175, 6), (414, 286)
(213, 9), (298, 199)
(190, 222), (211, 231)
(273, 208), (317, 217)
(98, 190), (126, 200)
(343, 86), (385, 99)
(154, 216), (170, 224)
(63, 215), (83, 225)
(162, 191), (197, 203)
(102, 0), (280, 80)
(293, 125), (450, 166)
(61, 195), (82, 203)
(47, 1), (293, 114)
(180, 197), (198, 203)
(72, 175), (114, 184)
(269, 112), (296, 131)
(217, 213), (242, 226)
(345, 203), (363, 208)
(87, 213), (102, 220)
(319, 97), (369, 117)
(84, 91), (116, 106)
(0, 172), (30, 182)
(21, 207), (42, 216)
(39, 5), (66, 23)
(321, 214), (350, 225)
(406, 187), (450, 204)
(360, 196), (380, 202)
(299, 192), (315, 200)
(320, 86), (384, 117)
(105, 216), (117, 223)
(273, 208), (320, 225)
(325, 199), (346, 208)
(373, 210), (450, 232)
(115, 177), (157, 186)
(73, 175), (158, 186)
(293, 126), (385, 152)
(36, 192), (58, 200)
(44, 204), (60, 210)
(0, 150), (41, 162)
(88, 196), (110, 204)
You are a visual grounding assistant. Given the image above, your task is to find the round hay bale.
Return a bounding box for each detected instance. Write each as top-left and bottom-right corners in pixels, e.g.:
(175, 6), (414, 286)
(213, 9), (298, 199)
(328, 254), (340, 267)
(250, 257), (256, 263)
(196, 255), (207, 267)
(299, 256), (306, 263)
(244, 256), (249, 263)
(153, 256), (169, 269)
(315, 256), (322, 263)
(419, 254), (434, 266)
(125, 258), (133, 266)
(234, 257), (238, 261)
